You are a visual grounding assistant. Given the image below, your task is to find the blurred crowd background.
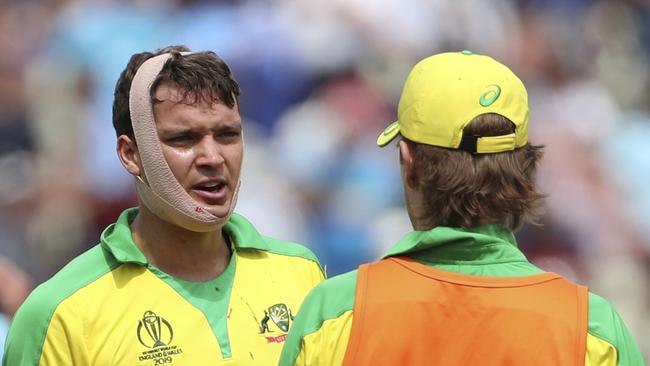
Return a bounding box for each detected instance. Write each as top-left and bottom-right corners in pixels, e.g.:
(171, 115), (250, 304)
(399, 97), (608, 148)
(0, 0), (649, 358)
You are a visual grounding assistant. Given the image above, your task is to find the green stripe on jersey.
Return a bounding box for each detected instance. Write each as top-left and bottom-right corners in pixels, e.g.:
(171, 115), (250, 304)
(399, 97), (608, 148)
(588, 293), (646, 365)
(282, 269), (357, 360)
(262, 237), (322, 271)
(224, 213), (322, 271)
(3, 245), (119, 366)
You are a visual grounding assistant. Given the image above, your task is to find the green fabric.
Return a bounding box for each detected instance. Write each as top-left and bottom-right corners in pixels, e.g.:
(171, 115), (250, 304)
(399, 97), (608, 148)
(222, 212), (270, 251)
(281, 224), (645, 366)
(387, 224), (546, 276)
(280, 270), (357, 366)
(383, 224), (515, 255)
(105, 208), (273, 262)
(588, 293), (646, 365)
(107, 208), (321, 267)
(224, 214), (322, 271)
(148, 255), (237, 359)
(100, 208), (147, 264)
(2, 246), (119, 366)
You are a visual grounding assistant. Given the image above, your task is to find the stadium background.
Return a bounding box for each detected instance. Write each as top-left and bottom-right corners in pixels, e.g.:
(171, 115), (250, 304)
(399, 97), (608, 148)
(0, 0), (648, 358)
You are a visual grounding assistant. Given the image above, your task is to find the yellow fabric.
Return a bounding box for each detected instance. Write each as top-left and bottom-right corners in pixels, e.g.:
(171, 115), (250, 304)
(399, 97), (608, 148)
(296, 311), (353, 366)
(41, 265), (222, 365)
(38, 251), (323, 366)
(585, 333), (618, 366)
(377, 51), (529, 152)
(228, 251), (326, 362)
(293, 315), (620, 366)
(376, 121), (400, 147)
(476, 133), (517, 153)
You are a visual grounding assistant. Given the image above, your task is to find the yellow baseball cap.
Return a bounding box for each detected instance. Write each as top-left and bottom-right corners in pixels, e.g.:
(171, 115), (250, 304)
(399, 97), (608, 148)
(377, 50), (529, 153)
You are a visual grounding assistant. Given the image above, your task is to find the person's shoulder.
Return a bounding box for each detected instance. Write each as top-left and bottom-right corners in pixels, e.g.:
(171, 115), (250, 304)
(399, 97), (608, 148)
(588, 291), (645, 365)
(255, 237), (325, 284)
(227, 213), (321, 264)
(299, 270), (359, 324)
(262, 236), (320, 263)
(4, 244), (120, 365)
(588, 292), (625, 341)
(15, 244), (118, 323)
(279, 270), (359, 366)
(313, 270), (358, 296)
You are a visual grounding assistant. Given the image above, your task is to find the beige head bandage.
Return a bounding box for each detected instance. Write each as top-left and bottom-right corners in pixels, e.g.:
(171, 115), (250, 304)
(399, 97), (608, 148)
(129, 53), (239, 232)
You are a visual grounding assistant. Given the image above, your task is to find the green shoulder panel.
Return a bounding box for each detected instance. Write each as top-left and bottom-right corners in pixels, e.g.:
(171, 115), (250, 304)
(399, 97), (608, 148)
(280, 270), (358, 366)
(588, 292), (646, 366)
(262, 236), (321, 264)
(225, 212), (323, 271)
(3, 245), (119, 366)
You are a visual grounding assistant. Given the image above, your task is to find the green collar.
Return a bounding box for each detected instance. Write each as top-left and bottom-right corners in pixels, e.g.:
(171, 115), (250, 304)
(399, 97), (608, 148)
(100, 208), (270, 264)
(382, 224), (528, 265)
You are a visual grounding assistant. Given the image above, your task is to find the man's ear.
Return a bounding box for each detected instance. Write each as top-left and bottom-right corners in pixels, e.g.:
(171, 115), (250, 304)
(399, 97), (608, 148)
(399, 140), (418, 189)
(116, 135), (142, 177)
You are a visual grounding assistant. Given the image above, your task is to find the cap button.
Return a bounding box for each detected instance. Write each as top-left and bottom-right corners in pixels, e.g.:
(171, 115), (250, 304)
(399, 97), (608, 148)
(461, 50), (473, 55)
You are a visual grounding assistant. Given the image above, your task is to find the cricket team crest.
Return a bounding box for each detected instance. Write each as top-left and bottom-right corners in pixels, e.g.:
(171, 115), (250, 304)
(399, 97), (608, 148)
(269, 303), (292, 332)
(258, 303), (294, 343)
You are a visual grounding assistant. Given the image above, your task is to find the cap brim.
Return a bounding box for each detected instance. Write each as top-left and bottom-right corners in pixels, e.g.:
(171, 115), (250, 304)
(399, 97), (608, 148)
(377, 121), (401, 147)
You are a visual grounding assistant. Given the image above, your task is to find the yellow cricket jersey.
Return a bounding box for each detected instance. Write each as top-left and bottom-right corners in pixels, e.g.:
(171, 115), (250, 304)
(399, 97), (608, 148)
(3, 208), (324, 366)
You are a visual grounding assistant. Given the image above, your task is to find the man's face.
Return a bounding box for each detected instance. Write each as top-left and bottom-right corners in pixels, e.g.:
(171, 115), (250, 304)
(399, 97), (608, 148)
(151, 84), (243, 219)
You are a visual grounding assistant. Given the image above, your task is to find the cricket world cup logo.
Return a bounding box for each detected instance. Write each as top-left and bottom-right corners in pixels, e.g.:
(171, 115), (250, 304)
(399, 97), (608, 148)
(137, 311), (174, 349)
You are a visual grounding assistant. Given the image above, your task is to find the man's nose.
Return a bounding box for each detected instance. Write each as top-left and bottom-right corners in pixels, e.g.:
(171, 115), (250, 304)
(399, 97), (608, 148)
(195, 139), (225, 167)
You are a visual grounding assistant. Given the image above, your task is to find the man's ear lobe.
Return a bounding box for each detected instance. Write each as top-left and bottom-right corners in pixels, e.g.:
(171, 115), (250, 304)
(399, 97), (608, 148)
(116, 135), (141, 176)
(399, 140), (418, 188)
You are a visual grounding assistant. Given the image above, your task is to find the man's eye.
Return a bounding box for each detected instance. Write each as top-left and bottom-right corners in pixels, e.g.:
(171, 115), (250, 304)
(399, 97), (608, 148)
(219, 130), (240, 138)
(168, 135), (192, 143)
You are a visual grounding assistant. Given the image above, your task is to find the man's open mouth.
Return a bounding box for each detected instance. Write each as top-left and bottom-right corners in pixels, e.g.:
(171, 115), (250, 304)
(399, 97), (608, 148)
(194, 182), (226, 192)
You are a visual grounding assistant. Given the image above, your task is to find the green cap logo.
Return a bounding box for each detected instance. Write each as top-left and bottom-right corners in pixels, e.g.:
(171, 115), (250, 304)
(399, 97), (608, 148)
(479, 85), (501, 107)
(382, 121), (400, 136)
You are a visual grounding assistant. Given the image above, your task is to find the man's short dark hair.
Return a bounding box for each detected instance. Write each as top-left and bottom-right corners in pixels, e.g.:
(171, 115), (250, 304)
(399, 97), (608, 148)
(112, 45), (241, 140)
(406, 113), (545, 230)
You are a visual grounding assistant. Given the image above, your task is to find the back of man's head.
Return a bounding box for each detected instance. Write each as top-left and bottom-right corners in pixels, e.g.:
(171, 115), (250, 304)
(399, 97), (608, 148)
(377, 51), (544, 230)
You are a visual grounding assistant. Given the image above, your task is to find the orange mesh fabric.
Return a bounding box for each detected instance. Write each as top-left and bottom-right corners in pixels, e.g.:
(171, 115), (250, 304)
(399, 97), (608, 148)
(343, 256), (588, 366)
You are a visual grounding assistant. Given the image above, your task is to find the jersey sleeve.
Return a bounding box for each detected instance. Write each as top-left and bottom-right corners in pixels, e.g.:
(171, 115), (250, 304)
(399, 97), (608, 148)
(586, 292), (645, 366)
(3, 289), (90, 366)
(280, 271), (358, 366)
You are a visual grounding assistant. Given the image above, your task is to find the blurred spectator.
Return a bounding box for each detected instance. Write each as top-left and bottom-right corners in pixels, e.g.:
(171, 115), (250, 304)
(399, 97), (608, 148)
(0, 257), (32, 320)
(0, 256), (32, 359)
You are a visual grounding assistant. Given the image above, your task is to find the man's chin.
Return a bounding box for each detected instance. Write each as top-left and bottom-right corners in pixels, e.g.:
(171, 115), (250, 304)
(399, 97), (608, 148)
(188, 188), (238, 220)
(202, 204), (233, 219)
(189, 192), (231, 216)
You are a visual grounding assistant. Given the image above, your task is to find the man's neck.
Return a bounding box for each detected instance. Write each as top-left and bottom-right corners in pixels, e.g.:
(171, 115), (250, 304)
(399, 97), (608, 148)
(405, 188), (436, 231)
(130, 205), (232, 282)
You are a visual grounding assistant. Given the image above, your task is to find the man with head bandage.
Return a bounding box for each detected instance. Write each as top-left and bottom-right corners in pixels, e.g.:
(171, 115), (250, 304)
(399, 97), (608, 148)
(3, 46), (325, 366)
